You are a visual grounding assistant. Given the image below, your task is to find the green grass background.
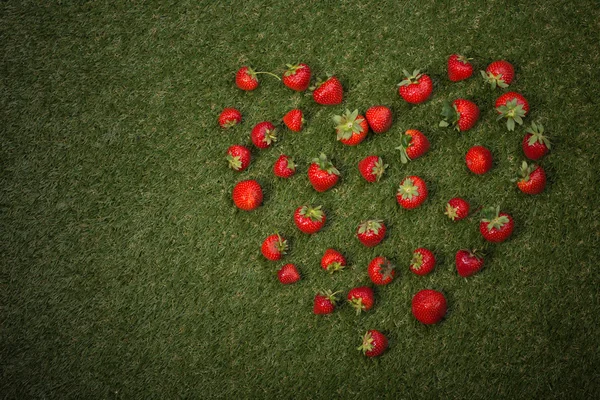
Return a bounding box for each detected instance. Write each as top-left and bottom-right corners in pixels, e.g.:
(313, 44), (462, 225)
(1, 0), (599, 398)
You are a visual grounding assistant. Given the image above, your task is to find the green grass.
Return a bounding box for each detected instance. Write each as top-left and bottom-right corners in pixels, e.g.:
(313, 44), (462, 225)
(1, 0), (599, 398)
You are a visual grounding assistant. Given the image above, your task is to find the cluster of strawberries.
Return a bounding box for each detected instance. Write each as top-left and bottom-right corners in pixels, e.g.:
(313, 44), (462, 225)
(221, 56), (551, 358)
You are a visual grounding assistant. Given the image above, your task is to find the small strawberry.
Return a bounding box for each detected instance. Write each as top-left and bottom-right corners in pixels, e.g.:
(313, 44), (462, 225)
(282, 109), (305, 132)
(365, 106), (393, 133)
(439, 99), (480, 132)
(358, 156), (387, 183)
(397, 69), (433, 104)
(277, 263), (301, 284)
(396, 129), (430, 163)
(357, 220), (386, 247)
(396, 176), (428, 209)
(333, 109), (369, 146)
(455, 249), (485, 277)
(516, 161), (547, 195)
(445, 197), (470, 221)
(409, 248), (436, 276)
(481, 60), (515, 89)
(218, 108), (242, 128)
(261, 234), (288, 261)
(411, 289), (447, 325)
(357, 330), (388, 358)
(311, 76), (343, 105)
(282, 63), (311, 91)
(479, 206), (514, 243)
(465, 146), (493, 175)
(321, 248), (347, 273)
(447, 54), (473, 82)
(522, 122), (551, 160)
(232, 179), (263, 211)
(294, 205), (326, 234)
(313, 290), (339, 315)
(307, 153), (340, 192)
(235, 66), (281, 91)
(368, 256), (396, 286)
(496, 92), (529, 131)
(273, 154), (296, 178)
(226, 145), (251, 172)
(250, 121), (277, 149)
(347, 286), (375, 314)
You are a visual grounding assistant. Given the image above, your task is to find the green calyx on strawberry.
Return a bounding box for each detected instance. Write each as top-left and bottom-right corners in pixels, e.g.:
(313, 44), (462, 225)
(395, 133), (413, 164)
(299, 205), (324, 221)
(480, 70), (509, 89)
(411, 251), (425, 270)
(480, 206), (510, 232)
(369, 158), (387, 181)
(333, 109), (363, 141)
(226, 154), (242, 170)
(439, 101), (460, 130)
(397, 178), (419, 200)
(358, 219), (383, 235)
(397, 69), (424, 86)
(312, 153), (340, 175)
(526, 122), (551, 149)
(496, 99), (527, 131)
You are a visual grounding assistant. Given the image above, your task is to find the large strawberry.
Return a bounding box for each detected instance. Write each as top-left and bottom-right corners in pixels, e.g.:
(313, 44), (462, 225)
(396, 176), (428, 209)
(218, 108), (242, 128)
(365, 106), (393, 133)
(411, 289), (447, 325)
(261, 234), (288, 261)
(347, 286), (375, 314)
(516, 161), (546, 195)
(294, 205), (326, 234)
(445, 197), (470, 221)
(235, 66), (281, 91)
(439, 99), (480, 132)
(368, 256), (396, 285)
(409, 247), (436, 276)
(277, 263), (301, 284)
(397, 69), (433, 104)
(447, 54), (473, 82)
(312, 76), (343, 105)
(357, 220), (386, 247)
(273, 154), (296, 178)
(308, 153), (340, 192)
(522, 122), (551, 160)
(226, 145), (251, 172)
(282, 63), (311, 91)
(496, 92), (529, 131)
(396, 129), (430, 163)
(250, 121), (277, 149)
(357, 330), (388, 358)
(481, 60), (514, 89)
(455, 249), (485, 277)
(282, 109), (305, 132)
(479, 206), (514, 243)
(232, 179), (263, 211)
(313, 290), (339, 314)
(321, 248), (346, 273)
(333, 109), (368, 146)
(465, 146), (493, 175)
(358, 156), (387, 183)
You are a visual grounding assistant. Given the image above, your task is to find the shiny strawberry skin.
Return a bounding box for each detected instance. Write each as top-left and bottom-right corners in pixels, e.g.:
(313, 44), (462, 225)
(405, 130), (430, 160)
(283, 109), (304, 132)
(465, 146), (493, 175)
(273, 155), (296, 178)
(282, 63), (311, 91)
(411, 289), (447, 325)
(250, 121), (277, 149)
(447, 54), (473, 82)
(495, 92), (530, 114)
(454, 99), (480, 131)
(347, 286), (375, 313)
(358, 156), (387, 183)
(484, 60), (515, 87)
(356, 220), (386, 247)
(479, 212), (514, 243)
(293, 205), (326, 234)
(226, 145), (251, 172)
(409, 247), (436, 276)
(358, 330), (388, 357)
(320, 248), (347, 273)
(312, 76), (343, 105)
(368, 256), (396, 285)
(261, 234), (287, 261)
(235, 66), (259, 91)
(277, 263), (300, 284)
(455, 250), (484, 277)
(522, 133), (549, 160)
(365, 106), (393, 133)
(218, 108), (242, 128)
(396, 176), (428, 209)
(445, 197), (470, 221)
(517, 165), (546, 195)
(313, 293), (336, 314)
(232, 180), (263, 211)
(398, 73), (433, 104)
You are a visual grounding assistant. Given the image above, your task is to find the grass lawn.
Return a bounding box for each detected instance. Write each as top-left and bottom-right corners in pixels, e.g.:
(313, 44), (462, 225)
(1, 0), (599, 398)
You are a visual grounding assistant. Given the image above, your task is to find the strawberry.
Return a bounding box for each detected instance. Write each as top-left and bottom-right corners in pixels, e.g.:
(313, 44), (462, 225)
(409, 247), (436, 276)
(347, 286), (375, 314)
(455, 249), (485, 277)
(481, 60), (514, 89)
(365, 106), (393, 134)
(516, 161), (546, 195)
(235, 66), (259, 91)
(277, 263), (301, 284)
(447, 54), (473, 82)
(397, 69), (433, 104)
(368, 256), (396, 285)
(321, 248), (347, 273)
(218, 108), (242, 128)
(396, 129), (430, 163)
(311, 76), (343, 105)
(358, 156), (387, 183)
(357, 330), (388, 358)
(445, 197), (470, 221)
(396, 176), (428, 209)
(261, 234), (288, 261)
(294, 205), (326, 234)
(282, 109), (305, 132)
(313, 290), (339, 314)
(282, 63), (311, 91)
(522, 122), (551, 160)
(250, 121), (277, 149)
(357, 220), (386, 247)
(308, 153), (340, 192)
(273, 154), (296, 178)
(232, 179), (263, 211)
(495, 92), (529, 131)
(465, 146), (493, 175)
(479, 206), (514, 243)
(439, 99), (480, 132)
(226, 145), (251, 172)
(411, 289), (447, 325)
(333, 109), (368, 146)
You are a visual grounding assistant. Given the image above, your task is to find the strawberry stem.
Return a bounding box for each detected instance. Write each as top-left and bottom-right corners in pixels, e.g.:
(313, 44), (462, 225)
(254, 71), (282, 81)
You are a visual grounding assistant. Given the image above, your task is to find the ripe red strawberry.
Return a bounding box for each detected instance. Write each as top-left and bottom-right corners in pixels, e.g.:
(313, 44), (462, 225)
(294, 205), (326, 234)
(320, 248), (346, 273)
(411, 289), (447, 325)
(218, 108), (242, 128)
(516, 161), (546, 195)
(226, 145), (251, 172)
(396, 129), (430, 163)
(439, 99), (480, 132)
(250, 121), (277, 149)
(282, 109), (305, 132)
(357, 220), (386, 247)
(445, 197), (470, 221)
(261, 234), (288, 261)
(282, 63), (311, 91)
(357, 330), (388, 358)
(311, 76), (343, 105)
(368, 256), (396, 285)
(409, 248), (436, 276)
(273, 154), (296, 178)
(235, 66), (259, 91)
(496, 92), (530, 131)
(397, 69), (433, 104)
(358, 156), (387, 183)
(465, 146), (493, 175)
(523, 122), (551, 160)
(232, 179), (263, 211)
(333, 109), (368, 146)
(396, 176), (428, 209)
(347, 286), (375, 314)
(308, 153), (340, 192)
(447, 54), (473, 82)
(277, 263), (300, 284)
(365, 106), (393, 133)
(313, 290), (339, 314)
(479, 206), (514, 243)
(481, 60), (515, 88)
(455, 249), (485, 277)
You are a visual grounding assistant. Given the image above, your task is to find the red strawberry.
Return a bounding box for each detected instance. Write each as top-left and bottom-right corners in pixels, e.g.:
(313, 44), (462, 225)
(479, 206), (514, 243)
(409, 248), (436, 276)
(235, 66), (259, 91)
(447, 54), (473, 82)
(261, 234), (288, 261)
(357, 330), (388, 358)
(365, 106), (393, 133)
(397, 69), (433, 104)
(313, 290), (339, 314)
(465, 146), (493, 175)
(396, 129), (430, 163)
(226, 145), (251, 172)
(294, 205), (326, 234)
(282, 63), (311, 91)
(333, 109), (368, 146)
(308, 153), (340, 192)
(312, 76), (343, 105)
(232, 179), (263, 211)
(218, 108), (242, 128)
(396, 176), (428, 209)
(357, 220), (386, 247)
(347, 286), (375, 314)
(277, 263), (301, 284)
(320, 248), (346, 273)
(250, 121), (277, 149)
(516, 161), (546, 195)
(445, 197), (470, 221)
(481, 60), (514, 88)
(368, 256), (396, 285)
(358, 156), (387, 183)
(273, 154), (296, 178)
(411, 289), (447, 325)
(439, 99), (480, 132)
(282, 109), (305, 132)
(496, 92), (529, 131)
(523, 122), (551, 160)
(455, 249), (485, 277)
